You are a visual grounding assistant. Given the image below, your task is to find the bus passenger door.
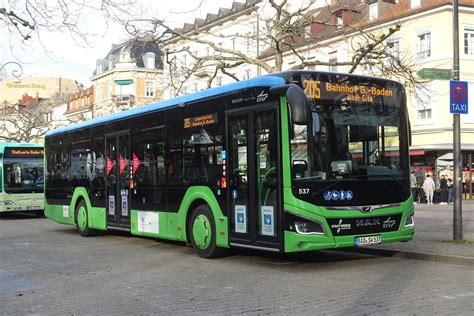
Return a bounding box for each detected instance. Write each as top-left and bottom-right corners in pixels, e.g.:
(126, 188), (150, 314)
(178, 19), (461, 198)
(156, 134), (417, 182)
(105, 131), (131, 231)
(227, 105), (281, 251)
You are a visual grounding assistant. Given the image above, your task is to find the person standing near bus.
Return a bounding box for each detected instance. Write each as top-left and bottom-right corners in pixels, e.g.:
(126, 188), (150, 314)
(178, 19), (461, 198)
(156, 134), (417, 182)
(423, 174), (436, 205)
(447, 178), (454, 204)
(439, 175), (448, 205)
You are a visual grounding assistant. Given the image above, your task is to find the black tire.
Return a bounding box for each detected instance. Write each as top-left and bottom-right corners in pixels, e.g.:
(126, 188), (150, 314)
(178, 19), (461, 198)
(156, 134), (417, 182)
(188, 205), (226, 258)
(74, 200), (98, 237)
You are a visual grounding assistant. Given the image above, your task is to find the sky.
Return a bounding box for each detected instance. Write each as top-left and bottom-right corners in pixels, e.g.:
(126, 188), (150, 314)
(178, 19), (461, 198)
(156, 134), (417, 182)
(0, 0), (238, 87)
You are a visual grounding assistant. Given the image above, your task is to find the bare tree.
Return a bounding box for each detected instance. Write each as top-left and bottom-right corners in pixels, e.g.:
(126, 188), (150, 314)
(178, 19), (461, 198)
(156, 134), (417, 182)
(0, 1), (142, 57)
(124, 0), (424, 97)
(0, 93), (85, 143)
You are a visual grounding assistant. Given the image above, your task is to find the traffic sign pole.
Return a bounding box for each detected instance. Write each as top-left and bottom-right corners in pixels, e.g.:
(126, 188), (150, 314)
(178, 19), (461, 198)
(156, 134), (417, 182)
(452, 0), (463, 241)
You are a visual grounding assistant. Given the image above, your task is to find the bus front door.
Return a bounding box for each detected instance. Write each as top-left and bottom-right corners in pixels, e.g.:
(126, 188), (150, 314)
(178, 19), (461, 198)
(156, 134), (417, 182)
(105, 131), (131, 231)
(227, 106), (281, 252)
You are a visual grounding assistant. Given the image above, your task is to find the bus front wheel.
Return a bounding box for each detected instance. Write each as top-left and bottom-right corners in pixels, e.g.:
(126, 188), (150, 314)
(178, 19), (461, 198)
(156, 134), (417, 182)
(189, 205), (225, 259)
(74, 200), (98, 237)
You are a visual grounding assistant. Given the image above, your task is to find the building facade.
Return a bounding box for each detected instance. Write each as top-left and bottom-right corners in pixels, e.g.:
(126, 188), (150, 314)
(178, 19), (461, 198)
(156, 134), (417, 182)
(64, 87), (94, 121)
(90, 38), (164, 117)
(0, 76), (78, 105)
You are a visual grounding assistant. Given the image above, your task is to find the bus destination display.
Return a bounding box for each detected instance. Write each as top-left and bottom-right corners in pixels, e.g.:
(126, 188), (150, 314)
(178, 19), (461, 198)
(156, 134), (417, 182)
(4, 147), (44, 158)
(303, 79), (395, 103)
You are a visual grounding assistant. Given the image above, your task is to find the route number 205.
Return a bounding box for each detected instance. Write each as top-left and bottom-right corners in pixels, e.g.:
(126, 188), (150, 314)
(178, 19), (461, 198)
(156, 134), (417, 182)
(303, 80), (321, 99)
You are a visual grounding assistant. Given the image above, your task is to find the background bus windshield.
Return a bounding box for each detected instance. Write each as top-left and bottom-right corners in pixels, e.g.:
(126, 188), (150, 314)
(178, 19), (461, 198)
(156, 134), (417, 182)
(3, 157), (44, 194)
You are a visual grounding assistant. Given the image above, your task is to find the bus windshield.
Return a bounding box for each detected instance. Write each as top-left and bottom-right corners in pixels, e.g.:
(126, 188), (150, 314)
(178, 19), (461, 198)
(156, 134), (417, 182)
(291, 102), (406, 180)
(3, 157), (44, 194)
(290, 100), (409, 206)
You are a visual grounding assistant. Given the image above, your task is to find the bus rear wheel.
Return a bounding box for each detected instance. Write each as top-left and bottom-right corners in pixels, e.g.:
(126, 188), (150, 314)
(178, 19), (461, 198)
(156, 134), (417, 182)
(75, 200), (98, 237)
(189, 205), (225, 258)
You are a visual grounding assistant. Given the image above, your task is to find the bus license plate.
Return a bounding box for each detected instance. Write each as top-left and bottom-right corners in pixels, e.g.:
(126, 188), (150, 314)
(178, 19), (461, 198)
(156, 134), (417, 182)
(355, 235), (381, 246)
(27, 206), (40, 210)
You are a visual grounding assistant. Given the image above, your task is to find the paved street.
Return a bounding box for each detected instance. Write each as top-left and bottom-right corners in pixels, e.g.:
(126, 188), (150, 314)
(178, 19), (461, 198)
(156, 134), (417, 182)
(1, 207), (474, 315)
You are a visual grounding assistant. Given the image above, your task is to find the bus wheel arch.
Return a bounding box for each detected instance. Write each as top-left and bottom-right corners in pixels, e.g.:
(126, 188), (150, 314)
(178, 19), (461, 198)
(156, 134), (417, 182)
(187, 202), (226, 258)
(185, 199), (209, 243)
(74, 199), (98, 237)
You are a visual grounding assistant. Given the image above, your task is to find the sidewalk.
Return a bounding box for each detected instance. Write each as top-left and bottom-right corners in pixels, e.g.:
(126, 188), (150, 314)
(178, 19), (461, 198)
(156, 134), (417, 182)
(350, 200), (474, 266)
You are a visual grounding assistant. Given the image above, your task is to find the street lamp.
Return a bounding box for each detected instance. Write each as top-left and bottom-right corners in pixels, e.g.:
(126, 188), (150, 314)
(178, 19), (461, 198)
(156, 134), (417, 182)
(0, 61), (23, 83)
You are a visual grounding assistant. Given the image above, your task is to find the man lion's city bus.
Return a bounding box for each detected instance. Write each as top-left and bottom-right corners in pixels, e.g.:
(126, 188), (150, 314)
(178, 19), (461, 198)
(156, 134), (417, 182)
(0, 143), (44, 216)
(44, 71), (414, 258)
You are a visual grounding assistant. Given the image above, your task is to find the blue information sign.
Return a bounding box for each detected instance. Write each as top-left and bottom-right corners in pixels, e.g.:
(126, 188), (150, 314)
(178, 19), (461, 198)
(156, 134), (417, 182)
(450, 80), (468, 114)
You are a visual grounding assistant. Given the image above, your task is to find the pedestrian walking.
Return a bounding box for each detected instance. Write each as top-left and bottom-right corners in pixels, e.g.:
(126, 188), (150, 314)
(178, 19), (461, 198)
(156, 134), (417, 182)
(447, 178), (454, 204)
(423, 174), (436, 205)
(439, 175), (448, 205)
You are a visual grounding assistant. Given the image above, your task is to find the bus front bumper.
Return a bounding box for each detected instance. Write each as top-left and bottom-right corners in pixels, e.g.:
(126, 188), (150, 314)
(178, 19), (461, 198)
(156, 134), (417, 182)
(284, 226), (414, 253)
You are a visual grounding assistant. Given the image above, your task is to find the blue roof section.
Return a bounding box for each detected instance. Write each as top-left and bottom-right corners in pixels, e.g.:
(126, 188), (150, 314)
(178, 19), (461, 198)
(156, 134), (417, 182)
(47, 75), (286, 137)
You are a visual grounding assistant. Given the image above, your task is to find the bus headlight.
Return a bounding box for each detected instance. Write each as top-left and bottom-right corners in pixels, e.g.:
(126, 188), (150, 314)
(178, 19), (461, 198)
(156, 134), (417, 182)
(0, 200), (15, 206)
(404, 212), (414, 227)
(286, 212), (325, 235)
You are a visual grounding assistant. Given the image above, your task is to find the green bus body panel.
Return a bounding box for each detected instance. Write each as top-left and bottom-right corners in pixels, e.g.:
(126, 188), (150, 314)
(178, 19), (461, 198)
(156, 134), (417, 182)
(130, 210), (178, 240)
(45, 186), (229, 247)
(176, 186), (229, 248)
(283, 199), (414, 252)
(70, 188), (107, 231)
(44, 187), (106, 230)
(279, 96), (414, 253)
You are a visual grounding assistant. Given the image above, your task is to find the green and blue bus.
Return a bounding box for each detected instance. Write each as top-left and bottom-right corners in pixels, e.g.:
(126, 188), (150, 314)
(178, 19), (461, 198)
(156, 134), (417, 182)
(44, 71), (414, 258)
(0, 143), (44, 216)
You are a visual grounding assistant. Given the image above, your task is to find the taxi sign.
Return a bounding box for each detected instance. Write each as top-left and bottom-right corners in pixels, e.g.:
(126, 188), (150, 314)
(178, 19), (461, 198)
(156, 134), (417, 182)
(450, 80), (468, 114)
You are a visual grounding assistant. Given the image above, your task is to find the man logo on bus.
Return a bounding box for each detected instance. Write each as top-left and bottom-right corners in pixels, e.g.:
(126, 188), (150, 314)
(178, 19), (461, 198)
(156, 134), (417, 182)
(257, 91), (268, 103)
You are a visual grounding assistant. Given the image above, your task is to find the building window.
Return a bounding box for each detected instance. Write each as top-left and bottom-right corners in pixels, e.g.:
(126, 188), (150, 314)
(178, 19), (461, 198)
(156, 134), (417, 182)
(387, 38), (400, 58)
(96, 84), (103, 102)
(369, 3), (378, 20)
(415, 83), (433, 123)
(43, 112), (53, 122)
(304, 25), (311, 39)
(81, 98), (84, 108)
(246, 33), (251, 54)
(411, 0), (421, 8)
(337, 15), (343, 27)
(416, 31), (431, 60)
(329, 51), (337, 72)
(108, 81), (113, 99)
(145, 81), (155, 97)
(417, 109), (432, 120)
(464, 26), (474, 55)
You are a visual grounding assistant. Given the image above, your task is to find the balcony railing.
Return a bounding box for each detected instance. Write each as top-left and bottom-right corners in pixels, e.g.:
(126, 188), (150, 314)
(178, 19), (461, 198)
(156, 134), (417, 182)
(112, 94), (135, 105)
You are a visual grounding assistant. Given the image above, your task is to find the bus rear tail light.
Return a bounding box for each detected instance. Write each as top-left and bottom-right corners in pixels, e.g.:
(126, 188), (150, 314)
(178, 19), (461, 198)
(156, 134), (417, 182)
(286, 212), (325, 235)
(404, 213), (414, 227)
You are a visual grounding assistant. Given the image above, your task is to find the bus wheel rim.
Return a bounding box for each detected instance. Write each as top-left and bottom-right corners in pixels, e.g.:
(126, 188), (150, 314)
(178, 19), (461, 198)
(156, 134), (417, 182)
(192, 214), (211, 249)
(78, 206), (87, 230)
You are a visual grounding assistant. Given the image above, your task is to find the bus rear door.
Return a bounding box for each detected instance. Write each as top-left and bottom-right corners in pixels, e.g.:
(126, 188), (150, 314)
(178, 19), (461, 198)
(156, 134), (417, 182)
(105, 131), (131, 231)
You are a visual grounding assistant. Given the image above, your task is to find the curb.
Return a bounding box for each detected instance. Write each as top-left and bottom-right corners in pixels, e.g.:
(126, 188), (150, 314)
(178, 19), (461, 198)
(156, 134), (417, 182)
(341, 247), (474, 267)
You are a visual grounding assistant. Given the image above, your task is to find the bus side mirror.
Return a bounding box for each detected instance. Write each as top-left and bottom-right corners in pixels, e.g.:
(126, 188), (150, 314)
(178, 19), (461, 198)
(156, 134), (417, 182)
(271, 84), (309, 125)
